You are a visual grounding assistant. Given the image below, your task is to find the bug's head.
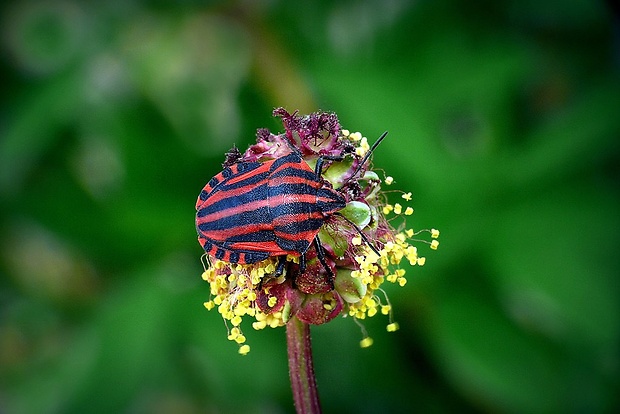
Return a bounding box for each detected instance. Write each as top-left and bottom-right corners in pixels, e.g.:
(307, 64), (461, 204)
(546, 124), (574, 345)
(316, 185), (346, 217)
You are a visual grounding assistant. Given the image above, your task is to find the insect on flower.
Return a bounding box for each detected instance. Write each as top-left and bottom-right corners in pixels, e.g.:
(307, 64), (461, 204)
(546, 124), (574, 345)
(197, 109), (439, 353)
(195, 129), (388, 286)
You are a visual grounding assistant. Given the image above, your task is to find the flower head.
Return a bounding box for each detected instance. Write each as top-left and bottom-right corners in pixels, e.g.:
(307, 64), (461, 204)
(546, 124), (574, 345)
(198, 108), (439, 352)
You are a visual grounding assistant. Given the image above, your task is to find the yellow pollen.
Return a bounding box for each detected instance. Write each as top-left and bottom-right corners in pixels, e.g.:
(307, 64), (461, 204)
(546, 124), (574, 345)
(360, 337), (374, 348)
(204, 301), (215, 310)
(252, 320), (267, 330)
(355, 137), (370, 156)
(287, 255), (299, 264)
(386, 322), (400, 332)
(350, 131), (362, 141)
(384, 176), (394, 185)
(402, 192), (412, 201)
(228, 327), (240, 341)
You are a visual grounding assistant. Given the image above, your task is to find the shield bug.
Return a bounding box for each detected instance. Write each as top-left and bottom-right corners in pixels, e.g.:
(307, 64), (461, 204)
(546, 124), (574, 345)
(195, 132), (387, 282)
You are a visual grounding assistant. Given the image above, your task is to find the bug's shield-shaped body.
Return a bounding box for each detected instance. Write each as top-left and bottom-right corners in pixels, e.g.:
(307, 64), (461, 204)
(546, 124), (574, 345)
(196, 152), (346, 264)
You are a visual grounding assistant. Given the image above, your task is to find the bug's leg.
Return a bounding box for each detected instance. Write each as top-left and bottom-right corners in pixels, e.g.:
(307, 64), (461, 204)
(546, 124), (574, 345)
(200, 253), (212, 272)
(313, 236), (335, 289)
(299, 253), (306, 274)
(288, 254), (306, 289)
(314, 157), (325, 176)
(274, 256), (287, 277)
(314, 154), (345, 177)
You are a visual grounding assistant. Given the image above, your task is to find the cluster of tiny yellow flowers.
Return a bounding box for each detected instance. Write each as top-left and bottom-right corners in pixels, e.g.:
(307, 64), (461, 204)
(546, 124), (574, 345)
(202, 257), (287, 354)
(346, 221), (439, 347)
(201, 129), (439, 354)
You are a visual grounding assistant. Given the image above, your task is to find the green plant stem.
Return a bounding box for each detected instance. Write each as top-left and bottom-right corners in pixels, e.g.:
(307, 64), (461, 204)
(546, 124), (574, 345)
(286, 316), (321, 414)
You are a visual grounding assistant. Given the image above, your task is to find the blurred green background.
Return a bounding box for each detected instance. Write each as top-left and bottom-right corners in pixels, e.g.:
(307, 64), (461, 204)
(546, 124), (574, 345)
(1, 1), (619, 413)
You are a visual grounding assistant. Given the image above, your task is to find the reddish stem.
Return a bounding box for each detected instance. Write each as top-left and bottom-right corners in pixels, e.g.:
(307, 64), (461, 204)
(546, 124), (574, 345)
(286, 317), (322, 414)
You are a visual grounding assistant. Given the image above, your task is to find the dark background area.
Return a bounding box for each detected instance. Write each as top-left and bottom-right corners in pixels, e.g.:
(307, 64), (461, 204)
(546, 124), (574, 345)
(1, 1), (619, 413)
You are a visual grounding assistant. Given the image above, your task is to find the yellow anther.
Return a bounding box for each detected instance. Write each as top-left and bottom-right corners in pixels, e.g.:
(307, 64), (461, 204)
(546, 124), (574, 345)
(384, 176), (394, 185)
(430, 240), (439, 250)
(386, 322), (400, 332)
(360, 337), (374, 348)
(268, 296), (278, 307)
(352, 236), (362, 246)
(238, 344), (251, 355)
(431, 228), (440, 238)
(355, 137), (370, 156)
(252, 320), (267, 330)
(203, 301), (215, 310)
(342, 129), (350, 137)
(404, 207), (414, 215)
(401, 192), (412, 201)
(393, 203), (402, 215)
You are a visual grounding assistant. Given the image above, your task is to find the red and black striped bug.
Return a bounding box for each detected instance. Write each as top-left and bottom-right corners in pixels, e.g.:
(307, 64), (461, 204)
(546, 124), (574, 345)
(195, 132), (387, 284)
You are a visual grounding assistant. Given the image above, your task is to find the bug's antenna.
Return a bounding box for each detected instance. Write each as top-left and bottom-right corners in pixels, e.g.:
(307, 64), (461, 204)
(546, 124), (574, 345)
(348, 131), (388, 181)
